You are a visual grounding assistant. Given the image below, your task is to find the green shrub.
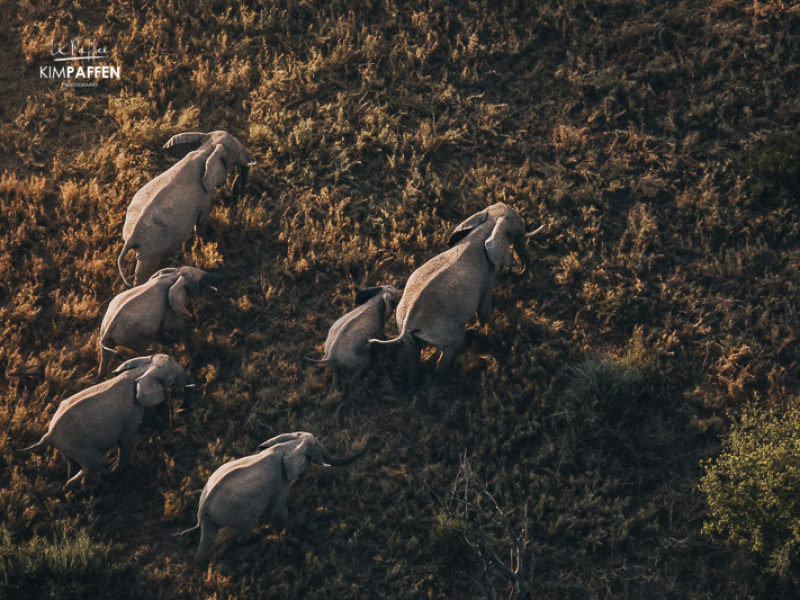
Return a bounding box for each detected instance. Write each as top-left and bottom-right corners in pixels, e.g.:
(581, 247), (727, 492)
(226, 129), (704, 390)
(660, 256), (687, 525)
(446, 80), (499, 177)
(429, 512), (468, 554)
(552, 345), (660, 465)
(746, 132), (800, 201)
(701, 407), (800, 580)
(0, 525), (134, 600)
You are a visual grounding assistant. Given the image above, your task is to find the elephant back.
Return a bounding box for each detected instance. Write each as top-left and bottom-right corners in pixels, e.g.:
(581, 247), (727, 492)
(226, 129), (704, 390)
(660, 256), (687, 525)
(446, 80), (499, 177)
(123, 175), (167, 241)
(200, 453), (277, 524)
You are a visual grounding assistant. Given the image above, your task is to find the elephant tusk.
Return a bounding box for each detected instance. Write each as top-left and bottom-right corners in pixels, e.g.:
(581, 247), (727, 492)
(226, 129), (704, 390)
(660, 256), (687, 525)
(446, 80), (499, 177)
(525, 225), (544, 237)
(185, 384), (196, 388)
(209, 286), (218, 292)
(322, 463), (332, 467)
(247, 162), (257, 166)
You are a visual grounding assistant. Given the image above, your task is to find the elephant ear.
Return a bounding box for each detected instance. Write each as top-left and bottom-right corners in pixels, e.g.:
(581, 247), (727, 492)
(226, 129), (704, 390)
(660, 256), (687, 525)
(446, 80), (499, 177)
(164, 132), (210, 158)
(259, 432), (305, 450)
(282, 439), (310, 482)
(151, 268), (178, 280)
(355, 287), (382, 305)
(113, 356), (153, 374)
(382, 289), (398, 312)
(168, 276), (189, 312)
(134, 366), (167, 407)
(201, 144), (227, 192)
(484, 217), (513, 269)
(448, 211), (489, 247)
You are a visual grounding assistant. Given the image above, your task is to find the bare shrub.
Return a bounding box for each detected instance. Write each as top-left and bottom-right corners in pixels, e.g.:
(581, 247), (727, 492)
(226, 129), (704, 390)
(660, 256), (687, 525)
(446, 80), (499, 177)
(429, 452), (531, 600)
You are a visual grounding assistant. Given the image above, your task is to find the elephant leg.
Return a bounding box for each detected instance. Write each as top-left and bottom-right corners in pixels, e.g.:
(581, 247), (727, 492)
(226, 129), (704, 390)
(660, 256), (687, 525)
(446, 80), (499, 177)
(134, 253), (162, 286)
(104, 414), (142, 480)
(344, 365), (367, 399)
(330, 365), (344, 392)
(437, 332), (465, 374)
(98, 341), (116, 380)
(108, 432), (137, 478)
(195, 518), (220, 563)
(403, 335), (423, 388)
(235, 517), (259, 544)
(63, 467), (87, 492)
(140, 406), (167, 431)
(272, 505), (289, 529)
(477, 290), (494, 325)
(67, 458), (80, 481)
(196, 209), (210, 240)
(67, 449), (105, 490)
(237, 531), (252, 544)
(269, 491), (290, 529)
(160, 310), (186, 336)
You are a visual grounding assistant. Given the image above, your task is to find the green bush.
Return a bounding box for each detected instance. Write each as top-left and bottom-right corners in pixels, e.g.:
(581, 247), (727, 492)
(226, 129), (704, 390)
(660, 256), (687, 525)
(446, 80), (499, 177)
(701, 407), (800, 580)
(746, 132), (800, 201)
(0, 525), (135, 600)
(552, 343), (664, 469)
(429, 512), (468, 554)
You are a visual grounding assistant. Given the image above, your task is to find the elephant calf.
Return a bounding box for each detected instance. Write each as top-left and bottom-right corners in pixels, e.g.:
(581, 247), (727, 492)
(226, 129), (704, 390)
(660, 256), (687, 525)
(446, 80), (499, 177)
(372, 203), (542, 386)
(22, 354), (194, 492)
(99, 266), (220, 377)
(179, 432), (365, 563)
(307, 285), (401, 397)
(118, 130), (254, 286)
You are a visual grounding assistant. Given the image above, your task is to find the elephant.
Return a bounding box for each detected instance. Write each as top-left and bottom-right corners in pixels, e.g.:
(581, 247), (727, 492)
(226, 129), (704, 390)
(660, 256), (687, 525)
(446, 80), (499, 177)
(371, 203), (543, 386)
(179, 431), (366, 563)
(98, 266), (220, 378)
(21, 354), (194, 492)
(118, 130), (254, 286)
(306, 285), (401, 397)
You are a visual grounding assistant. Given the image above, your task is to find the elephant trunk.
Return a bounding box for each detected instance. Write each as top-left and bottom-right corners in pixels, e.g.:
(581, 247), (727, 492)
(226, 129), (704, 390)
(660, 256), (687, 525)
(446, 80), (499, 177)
(182, 384), (197, 411)
(200, 272), (222, 292)
(232, 164), (249, 196)
(321, 446), (367, 467)
(512, 224), (543, 278)
(512, 234), (533, 278)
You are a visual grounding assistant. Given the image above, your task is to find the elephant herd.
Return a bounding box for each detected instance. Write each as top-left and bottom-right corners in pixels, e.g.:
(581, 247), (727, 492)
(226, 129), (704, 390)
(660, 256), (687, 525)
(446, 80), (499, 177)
(22, 130), (542, 563)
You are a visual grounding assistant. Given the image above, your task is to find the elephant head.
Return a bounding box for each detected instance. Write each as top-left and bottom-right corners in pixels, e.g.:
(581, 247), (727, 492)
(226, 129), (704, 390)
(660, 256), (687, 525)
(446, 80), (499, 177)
(355, 285), (401, 314)
(163, 130), (254, 195)
(447, 203), (543, 277)
(258, 432), (367, 481)
(150, 267), (221, 313)
(114, 353), (194, 406)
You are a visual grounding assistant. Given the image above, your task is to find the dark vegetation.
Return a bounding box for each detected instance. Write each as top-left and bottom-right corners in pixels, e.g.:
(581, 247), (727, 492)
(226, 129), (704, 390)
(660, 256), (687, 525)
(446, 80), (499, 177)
(1, 0), (800, 597)
(702, 408), (800, 584)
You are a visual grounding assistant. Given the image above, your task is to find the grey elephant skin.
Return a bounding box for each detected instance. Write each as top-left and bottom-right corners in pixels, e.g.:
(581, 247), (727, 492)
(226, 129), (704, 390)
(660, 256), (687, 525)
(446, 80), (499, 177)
(307, 285), (401, 396)
(179, 432), (365, 563)
(98, 266), (220, 377)
(22, 354), (194, 492)
(372, 203), (542, 386)
(118, 130), (253, 286)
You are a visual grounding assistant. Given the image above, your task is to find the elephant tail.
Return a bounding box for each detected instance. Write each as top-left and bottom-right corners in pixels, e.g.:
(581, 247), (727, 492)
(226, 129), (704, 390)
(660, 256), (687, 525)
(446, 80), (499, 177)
(368, 329), (412, 346)
(176, 522), (201, 537)
(117, 239), (135, 288)
(19, 434), (50, 453)
(100, 341), (122, 357)
(304, 356), (330, 365)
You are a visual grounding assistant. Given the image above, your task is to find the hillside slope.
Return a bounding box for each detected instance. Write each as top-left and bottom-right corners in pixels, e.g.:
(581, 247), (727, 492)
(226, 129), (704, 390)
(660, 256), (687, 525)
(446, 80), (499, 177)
(2, 1), (800, 597)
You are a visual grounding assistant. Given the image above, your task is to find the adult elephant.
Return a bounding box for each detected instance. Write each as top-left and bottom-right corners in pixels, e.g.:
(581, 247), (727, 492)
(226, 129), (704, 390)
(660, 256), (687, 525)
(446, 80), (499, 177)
(179, 432), (365, 563)
(21, 354), (195, 492)
(372, 203), (543, 386)
(118, 130), (254, 286)
(98, 267), (220, 378)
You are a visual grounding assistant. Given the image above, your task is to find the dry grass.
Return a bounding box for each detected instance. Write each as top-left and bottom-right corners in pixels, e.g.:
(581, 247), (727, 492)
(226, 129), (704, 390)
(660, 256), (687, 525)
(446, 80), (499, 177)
(2, 0), (800, 597)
